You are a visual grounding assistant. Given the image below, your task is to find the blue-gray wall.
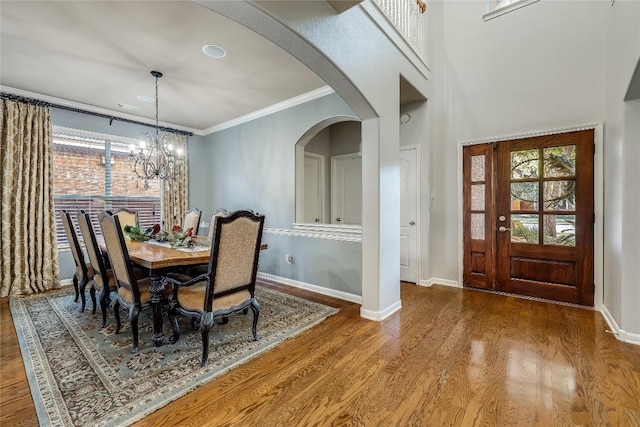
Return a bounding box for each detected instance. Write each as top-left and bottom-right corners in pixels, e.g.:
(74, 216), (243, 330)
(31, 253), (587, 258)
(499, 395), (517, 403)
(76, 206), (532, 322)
(189, 93), (363, 296)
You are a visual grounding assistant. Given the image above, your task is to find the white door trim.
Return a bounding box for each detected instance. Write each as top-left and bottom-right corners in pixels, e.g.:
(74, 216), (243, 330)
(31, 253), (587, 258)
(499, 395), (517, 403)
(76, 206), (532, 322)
(401, 145), (421, 284)
(457, 123), (604, 309)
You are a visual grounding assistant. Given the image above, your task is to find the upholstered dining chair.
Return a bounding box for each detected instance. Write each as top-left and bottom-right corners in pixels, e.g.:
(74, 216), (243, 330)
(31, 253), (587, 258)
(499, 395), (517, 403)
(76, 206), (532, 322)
(182, 208), (202, 235)
(60, 210), (93, 312)
(111, 208), (139, 234)
(77, 210), (116, 328)
(164, 209), (265, 367)
(98, 211), (171, 353)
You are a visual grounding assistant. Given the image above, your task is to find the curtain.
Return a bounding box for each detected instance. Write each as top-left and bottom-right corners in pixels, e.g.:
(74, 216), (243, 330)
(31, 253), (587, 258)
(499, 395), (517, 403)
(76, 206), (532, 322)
(0, 99), (60, 296)
(159, 131), (188, 230)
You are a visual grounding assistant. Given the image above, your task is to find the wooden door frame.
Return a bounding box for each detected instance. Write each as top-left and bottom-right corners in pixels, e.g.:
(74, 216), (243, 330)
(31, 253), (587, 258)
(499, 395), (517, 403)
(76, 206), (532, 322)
(457, 123), (604, 309)
(401, 145), (421, 285)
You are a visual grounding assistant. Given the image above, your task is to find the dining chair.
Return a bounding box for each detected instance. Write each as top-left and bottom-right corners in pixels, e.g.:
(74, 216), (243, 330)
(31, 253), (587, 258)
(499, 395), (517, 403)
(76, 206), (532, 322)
(111, 208), (139, 234)
(77, 210), (117, 328)
(182, 208), (202, 235)
(98, 211), (171, 353)
(60, 210), (93, 312)
(164, 209), (265, 367)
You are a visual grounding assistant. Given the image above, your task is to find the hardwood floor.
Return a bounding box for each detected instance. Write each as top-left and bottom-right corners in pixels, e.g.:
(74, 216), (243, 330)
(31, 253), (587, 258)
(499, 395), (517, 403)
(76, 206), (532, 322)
(2, 281), (639, 426)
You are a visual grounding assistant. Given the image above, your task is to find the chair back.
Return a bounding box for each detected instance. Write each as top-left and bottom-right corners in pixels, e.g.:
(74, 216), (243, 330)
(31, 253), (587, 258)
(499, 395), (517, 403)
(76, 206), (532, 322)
(207, 209), (229, 242)
(205, 210), (264, 310)
(98, 211), (140, 301)
(183, 208), (201, 234)
(77, 210), (108, 287)
(112, 208), (138, 233)
(61, 210), (87, 278)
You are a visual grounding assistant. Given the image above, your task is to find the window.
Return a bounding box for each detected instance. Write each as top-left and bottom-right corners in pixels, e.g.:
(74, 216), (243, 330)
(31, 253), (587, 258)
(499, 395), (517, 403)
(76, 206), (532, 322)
(53, 128), (161, 247)
(484, 0), (540, 21)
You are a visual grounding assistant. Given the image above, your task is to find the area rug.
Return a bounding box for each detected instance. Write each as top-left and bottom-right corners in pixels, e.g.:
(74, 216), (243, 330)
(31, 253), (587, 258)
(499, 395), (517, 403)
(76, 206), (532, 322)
(10, 285), (339, 427)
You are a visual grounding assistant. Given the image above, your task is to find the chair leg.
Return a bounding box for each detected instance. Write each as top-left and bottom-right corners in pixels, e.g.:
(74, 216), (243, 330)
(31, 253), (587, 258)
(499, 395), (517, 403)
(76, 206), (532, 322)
(90, 285), (97, 315)
(250, 299), (261, 341)
(168, 306), (181, 344)
(99, 288), (109, 328)
(114, 300), (121, 334)
(79, 276), (89, 312)
(129, 304), (141, 354)
(201, 322), (211, 367)
(73, 274), (79, 302)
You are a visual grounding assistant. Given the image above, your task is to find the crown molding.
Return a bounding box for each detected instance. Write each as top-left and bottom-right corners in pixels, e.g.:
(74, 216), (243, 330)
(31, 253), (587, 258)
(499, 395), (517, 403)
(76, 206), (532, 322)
(202, 86), (335, 135)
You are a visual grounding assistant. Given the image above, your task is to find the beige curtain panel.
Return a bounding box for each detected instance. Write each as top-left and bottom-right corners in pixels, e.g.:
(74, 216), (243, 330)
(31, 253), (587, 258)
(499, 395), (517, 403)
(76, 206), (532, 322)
(159, 131), (188, 230)
(0, 99), (60, 296)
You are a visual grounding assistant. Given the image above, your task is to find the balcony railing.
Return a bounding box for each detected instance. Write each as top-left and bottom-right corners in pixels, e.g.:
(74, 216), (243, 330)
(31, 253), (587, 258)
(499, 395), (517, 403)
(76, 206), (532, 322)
(372, 0), (426, 61)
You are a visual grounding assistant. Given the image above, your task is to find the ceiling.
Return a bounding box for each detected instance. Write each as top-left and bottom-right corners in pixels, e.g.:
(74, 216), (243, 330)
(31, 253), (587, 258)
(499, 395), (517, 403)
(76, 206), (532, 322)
(0, 1), (328, 135)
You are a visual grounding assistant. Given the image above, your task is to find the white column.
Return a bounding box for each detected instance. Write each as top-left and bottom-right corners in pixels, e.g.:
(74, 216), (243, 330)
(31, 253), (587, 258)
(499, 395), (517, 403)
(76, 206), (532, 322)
(360, 113), (402, 321)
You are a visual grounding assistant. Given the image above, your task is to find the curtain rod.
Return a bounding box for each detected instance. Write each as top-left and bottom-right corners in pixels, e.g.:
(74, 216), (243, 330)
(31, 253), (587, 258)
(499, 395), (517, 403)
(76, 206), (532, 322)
(0, 91), (193, 137)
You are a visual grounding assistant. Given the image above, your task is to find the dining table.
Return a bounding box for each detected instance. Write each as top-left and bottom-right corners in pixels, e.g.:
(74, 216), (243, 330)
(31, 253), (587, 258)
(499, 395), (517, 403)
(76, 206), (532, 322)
(102, 238), (267, 347)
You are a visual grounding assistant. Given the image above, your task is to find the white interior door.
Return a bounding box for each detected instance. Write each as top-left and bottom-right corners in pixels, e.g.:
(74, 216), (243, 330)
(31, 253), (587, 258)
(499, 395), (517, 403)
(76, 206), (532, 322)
(304, 153), (324, 223)
(331, 153), (362, 224)
(400, 147), (418, 283)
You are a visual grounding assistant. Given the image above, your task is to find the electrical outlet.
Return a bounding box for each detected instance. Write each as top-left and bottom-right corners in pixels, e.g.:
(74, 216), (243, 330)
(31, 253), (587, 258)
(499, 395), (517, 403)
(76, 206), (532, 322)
(285, 254), (293, 264)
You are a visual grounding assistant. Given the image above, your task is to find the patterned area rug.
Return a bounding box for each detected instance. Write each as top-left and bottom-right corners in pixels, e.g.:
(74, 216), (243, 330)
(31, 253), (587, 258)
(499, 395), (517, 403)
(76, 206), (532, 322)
(10, 285), (338, 426)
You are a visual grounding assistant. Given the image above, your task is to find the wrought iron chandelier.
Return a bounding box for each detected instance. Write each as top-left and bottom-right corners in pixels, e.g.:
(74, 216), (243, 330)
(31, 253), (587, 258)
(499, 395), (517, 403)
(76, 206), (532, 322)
(129, 70), (183, 188)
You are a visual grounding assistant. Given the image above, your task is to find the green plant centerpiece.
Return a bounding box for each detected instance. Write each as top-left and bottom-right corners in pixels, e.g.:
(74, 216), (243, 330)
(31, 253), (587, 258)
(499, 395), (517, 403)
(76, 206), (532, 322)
(124, 224), (196, 248)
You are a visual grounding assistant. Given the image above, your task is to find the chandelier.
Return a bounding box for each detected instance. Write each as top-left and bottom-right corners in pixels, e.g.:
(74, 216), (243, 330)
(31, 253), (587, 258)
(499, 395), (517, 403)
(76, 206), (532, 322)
(129, 70), (183, 188)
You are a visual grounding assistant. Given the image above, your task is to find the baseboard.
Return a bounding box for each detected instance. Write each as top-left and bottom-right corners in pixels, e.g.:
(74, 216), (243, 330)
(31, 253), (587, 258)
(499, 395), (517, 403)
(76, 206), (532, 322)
(418, 279), (432, 287)
(60, 278), (74, 286)
(426, 277), (461, 288)
(601, 304), (640, 346)
(360, 300), (402, 322)
(257, 272), (362, 304)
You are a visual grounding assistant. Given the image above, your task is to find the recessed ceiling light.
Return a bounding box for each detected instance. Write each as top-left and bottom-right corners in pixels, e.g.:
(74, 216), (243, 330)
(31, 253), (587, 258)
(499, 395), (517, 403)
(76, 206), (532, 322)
(136, 95), (155, 103)
(202, 44), (226, 59)
(116, 102), (140, 111)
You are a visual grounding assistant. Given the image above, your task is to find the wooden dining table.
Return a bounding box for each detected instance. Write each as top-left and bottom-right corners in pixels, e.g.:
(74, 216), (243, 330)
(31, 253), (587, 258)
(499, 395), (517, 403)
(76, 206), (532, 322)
(104, 239), (267, 347)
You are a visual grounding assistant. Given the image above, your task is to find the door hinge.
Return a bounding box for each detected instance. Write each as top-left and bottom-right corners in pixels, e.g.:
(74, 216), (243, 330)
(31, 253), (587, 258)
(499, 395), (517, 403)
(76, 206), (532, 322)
(593, 213), (596, 224)
(593, 143), (597, 155)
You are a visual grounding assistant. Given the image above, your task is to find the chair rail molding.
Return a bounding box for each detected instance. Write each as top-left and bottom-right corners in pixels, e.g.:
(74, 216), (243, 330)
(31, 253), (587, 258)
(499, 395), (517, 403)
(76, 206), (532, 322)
(266, 225), (362, 242)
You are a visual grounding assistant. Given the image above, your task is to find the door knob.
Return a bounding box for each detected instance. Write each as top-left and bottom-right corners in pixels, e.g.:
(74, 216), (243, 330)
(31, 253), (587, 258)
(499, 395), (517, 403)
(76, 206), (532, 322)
(336, 217), (341, 222)
(498, 226), (510, 232)
(409, 221), (415, 225)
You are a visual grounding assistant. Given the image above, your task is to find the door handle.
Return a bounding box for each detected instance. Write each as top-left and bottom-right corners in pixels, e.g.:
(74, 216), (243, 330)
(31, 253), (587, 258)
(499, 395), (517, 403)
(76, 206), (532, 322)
(498, 226), (510, 232)
(409, 221), (415, 226)
(336, 217), (341, 222)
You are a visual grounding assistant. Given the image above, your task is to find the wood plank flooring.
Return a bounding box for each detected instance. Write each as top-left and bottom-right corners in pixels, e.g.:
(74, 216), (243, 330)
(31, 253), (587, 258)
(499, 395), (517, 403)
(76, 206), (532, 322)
(2, 281), (639, 426)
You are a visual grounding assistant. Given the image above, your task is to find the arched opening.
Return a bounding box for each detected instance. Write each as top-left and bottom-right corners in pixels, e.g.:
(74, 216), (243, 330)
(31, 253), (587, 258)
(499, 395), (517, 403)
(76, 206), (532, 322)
(294, 116), (361, 229)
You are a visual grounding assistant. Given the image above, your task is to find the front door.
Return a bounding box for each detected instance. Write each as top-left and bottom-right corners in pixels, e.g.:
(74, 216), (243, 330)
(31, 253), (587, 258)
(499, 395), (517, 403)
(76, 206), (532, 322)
(463, 130), (595, 306)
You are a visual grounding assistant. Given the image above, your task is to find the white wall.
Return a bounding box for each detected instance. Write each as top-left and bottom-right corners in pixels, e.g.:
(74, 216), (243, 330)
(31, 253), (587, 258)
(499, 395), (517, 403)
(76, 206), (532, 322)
(604, 0), (640, 341)
(429, 0), (606, 283)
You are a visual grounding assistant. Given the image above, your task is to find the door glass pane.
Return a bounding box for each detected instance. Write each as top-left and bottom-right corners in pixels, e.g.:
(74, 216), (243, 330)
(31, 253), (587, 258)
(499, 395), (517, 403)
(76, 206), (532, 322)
(544, 145), (576, 178)
(511, 149), (539, 179)
(511, 182), (538, 211)
(543, 214), (576, 246)
(471, 213), (485, 240)
(511, 214), (539, 244)
(471, 184), (485, 210)
(471, 155), (485, 182)
(544, 180), (576, 211)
